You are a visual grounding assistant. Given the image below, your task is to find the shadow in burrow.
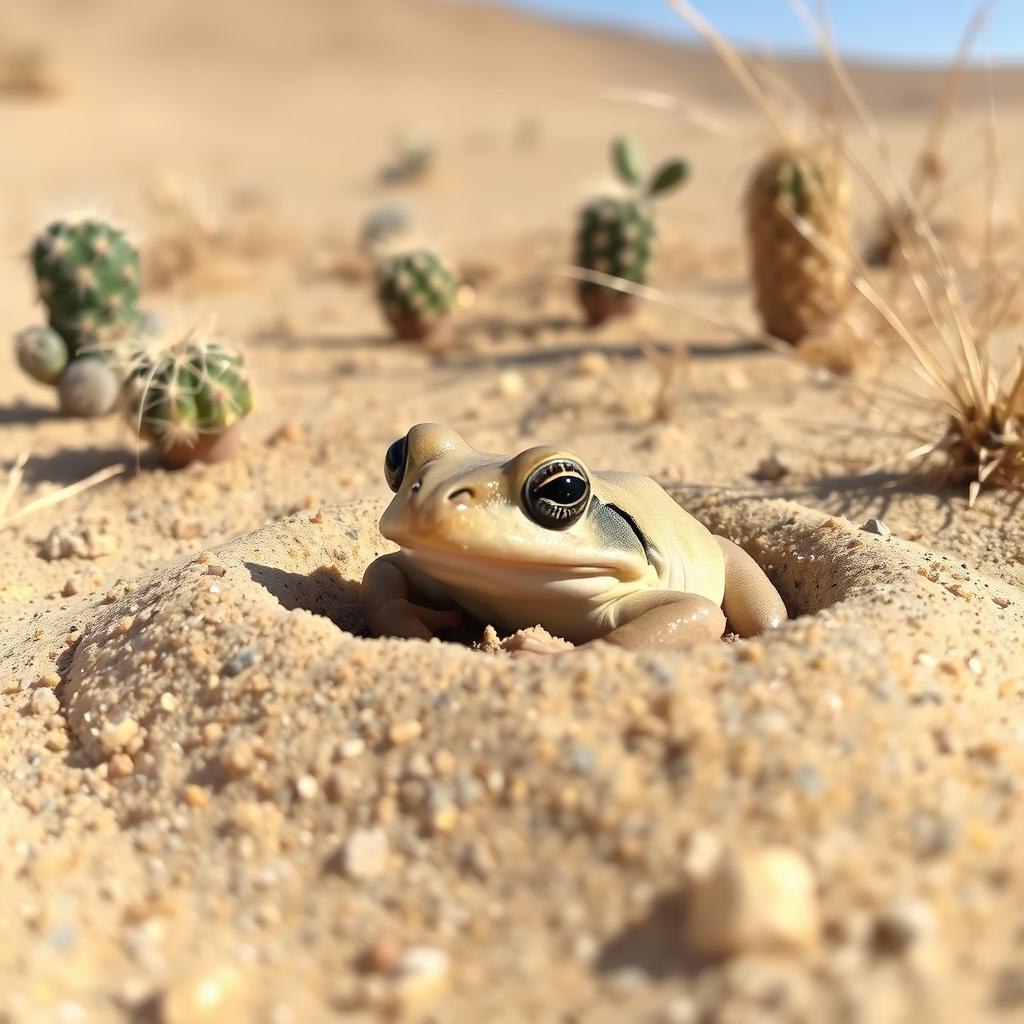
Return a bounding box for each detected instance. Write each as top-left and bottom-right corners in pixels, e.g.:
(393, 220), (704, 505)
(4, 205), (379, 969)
(595, 890), (707, 980)
(244, 562), (365, 634)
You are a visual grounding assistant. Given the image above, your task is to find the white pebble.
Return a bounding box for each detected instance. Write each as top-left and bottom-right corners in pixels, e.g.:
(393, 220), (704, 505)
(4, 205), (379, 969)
(342, 828), (390, 880)
(99, 716), (140, 755)
(682, 845), (820, 957)
(30, 688), (60, 718)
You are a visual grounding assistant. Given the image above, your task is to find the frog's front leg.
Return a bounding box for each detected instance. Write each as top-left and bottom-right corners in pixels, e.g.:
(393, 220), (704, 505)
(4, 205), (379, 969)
(361, 553), (462, 640)
(600, 590), (727, 650)
(510, 590), (726, 656)
(714, 536), (787, 638)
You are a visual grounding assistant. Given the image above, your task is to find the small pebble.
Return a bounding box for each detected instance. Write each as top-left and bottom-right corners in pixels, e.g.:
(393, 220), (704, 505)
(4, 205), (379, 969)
(99, 716), (140, 756)
(861, 518), (892, 538)
(389, 720), (423, 746)
(294, 774), (318, 801)
(386, 946), (450, 1017)
(751, 454), (789, 482)
(872, 899), (934, 956)
(682, 845), (820, 957)
(342, 827), (390, 880)
(160, 962), (250, 1024)
(30, 688), (60, 718)
(223, 649), (260, 677)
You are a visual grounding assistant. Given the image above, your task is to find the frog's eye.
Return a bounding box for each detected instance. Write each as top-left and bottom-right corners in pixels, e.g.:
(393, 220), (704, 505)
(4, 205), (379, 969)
(523, 458), (591, 530)
(384, 435), (408, 492)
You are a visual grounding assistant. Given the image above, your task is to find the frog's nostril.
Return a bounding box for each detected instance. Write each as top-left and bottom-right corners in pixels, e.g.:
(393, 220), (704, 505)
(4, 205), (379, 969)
(446, 487), (474, 506)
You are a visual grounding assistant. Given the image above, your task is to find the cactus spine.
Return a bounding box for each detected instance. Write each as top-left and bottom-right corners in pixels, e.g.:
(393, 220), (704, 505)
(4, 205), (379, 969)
(125, 333), (253, 468)
(376, 249), (458, 341)
(746, 147), (853, 343)
(575, 138), (689, 326)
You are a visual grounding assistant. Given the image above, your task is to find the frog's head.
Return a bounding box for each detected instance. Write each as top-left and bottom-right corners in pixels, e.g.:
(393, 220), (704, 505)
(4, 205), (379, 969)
(378, 423), (650, 586)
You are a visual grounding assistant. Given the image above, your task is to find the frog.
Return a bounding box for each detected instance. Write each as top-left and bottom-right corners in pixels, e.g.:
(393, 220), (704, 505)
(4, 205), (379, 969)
(360, 424), (787, 654)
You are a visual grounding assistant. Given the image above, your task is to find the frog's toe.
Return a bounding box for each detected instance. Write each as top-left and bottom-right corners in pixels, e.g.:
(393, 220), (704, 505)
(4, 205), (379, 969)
(504, 631), (576, 657)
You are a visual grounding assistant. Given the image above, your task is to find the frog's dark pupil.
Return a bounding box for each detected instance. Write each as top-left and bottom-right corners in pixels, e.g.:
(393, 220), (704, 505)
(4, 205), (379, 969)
(538, 474), (587, 505)
(524, 459), (590, 530)
(385, 437), (408, 491)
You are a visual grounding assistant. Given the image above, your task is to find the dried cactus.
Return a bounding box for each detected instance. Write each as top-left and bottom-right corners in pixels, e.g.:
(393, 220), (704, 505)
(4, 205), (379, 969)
(375, 249), (458, 341)
(575, 137), (689, 326)
(125, 332), (253, 469)
(746, 147), (853, 343)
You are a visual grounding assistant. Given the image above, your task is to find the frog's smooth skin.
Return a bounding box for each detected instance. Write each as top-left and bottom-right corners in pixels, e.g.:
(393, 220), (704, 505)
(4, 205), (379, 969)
(361, 424), (787, 653)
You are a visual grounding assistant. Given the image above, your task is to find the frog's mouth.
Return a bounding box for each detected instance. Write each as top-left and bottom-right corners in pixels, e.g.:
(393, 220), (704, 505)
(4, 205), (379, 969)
(396, 538), (648, 596)
(403, 542), (626, 576)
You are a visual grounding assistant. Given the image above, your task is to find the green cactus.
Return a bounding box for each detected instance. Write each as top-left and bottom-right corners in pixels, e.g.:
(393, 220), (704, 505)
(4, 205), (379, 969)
(576, 137), (689, 326)
(15, 325), (68, 385)
(125, 333), (253, 467)
(31, 216), (141, 357)
(376, 249), (458, 340)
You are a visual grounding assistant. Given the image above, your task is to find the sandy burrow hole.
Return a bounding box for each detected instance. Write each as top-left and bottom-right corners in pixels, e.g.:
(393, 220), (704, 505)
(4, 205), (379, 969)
(60, 490), (1023, 778)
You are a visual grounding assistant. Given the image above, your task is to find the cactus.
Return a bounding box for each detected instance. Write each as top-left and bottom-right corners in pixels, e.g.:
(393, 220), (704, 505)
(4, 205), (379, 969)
(376, 249), (458, 341)
(746, 147), (853, 344)
(575, 137), (689, 326)
(125, 333), (253, 469)
(15, 325), (68, 385)
(359, 203), (414, 257)
(31, 216), (141, 357)
(57, 357), (121, 418)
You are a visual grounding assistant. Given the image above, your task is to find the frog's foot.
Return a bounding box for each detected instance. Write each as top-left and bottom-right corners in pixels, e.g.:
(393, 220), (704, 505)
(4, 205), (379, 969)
(370, 599), (462, 641)
(503, 628), (576, 658)
(600, 591), (726, 651)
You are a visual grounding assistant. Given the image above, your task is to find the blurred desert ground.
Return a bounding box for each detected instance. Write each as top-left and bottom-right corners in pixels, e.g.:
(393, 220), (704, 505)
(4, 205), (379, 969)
(3, 0), (1024, 1021)
(3, 0), (1023, 584)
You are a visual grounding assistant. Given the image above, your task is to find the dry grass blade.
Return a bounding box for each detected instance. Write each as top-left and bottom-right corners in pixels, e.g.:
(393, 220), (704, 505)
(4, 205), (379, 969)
(561, 265), (808, 364)
(0, 453), (29, 520)
(669, 0), (1024, 505)
(0, 462), (126, 531)
(604, 86), (740, 139)
(667, 0), (795, 146)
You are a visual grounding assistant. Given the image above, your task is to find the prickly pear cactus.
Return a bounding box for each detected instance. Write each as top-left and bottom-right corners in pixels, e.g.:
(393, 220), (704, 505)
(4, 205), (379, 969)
(576, 138), (689, 326)
(746, 147), (853, 344)
(376, 249), (458, 340)
(125, 333), (253, 468)
(15, 325), (68, 385)
(31, 216), (141, 356)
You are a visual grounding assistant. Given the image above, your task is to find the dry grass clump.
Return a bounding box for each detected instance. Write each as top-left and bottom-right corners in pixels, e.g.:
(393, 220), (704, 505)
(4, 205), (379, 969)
(862, 4), (994, 268)
(666, 0), (1024, 505)
(143, 175), (290, 292)
(904, 343), (1024, 504)
(0, 41), (64, 98)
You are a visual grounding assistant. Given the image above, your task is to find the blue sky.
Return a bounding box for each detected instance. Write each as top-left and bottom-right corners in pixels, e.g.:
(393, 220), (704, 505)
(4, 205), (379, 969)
(491, 1), (1024, 64)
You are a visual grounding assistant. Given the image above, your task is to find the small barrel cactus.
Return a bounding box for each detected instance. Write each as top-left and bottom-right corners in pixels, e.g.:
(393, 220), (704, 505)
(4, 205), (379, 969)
(31, 216), (141, 356)
(15, 325), (69, 385)
(125, 333), (254, 469)
(746, 147), (853, 344)
(57, 357), (122, 418)
(376, 249), (458, 341)
(575, 137), (689, 326)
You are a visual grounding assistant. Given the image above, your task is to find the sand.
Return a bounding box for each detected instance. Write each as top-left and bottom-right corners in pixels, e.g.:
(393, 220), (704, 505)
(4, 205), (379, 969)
(2, 1), (1024, 1021)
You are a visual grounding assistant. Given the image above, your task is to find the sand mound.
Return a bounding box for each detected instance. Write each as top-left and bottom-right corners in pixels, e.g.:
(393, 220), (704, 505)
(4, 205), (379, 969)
(12, 493), (1008, 1018)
